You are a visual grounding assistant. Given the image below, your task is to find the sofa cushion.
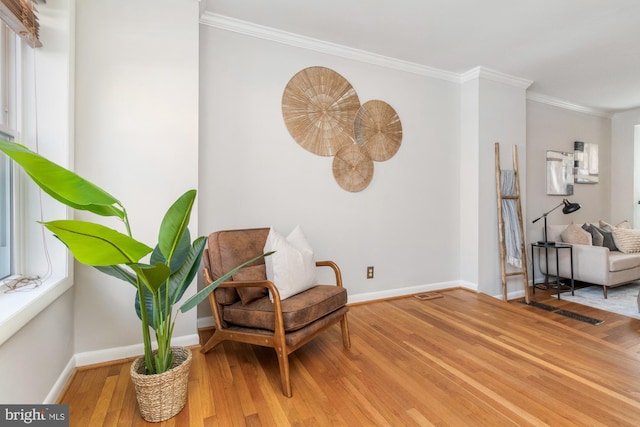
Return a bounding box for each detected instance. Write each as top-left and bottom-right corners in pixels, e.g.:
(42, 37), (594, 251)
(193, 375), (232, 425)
(609, 252), (640, 271)
(234, 264), (269, 305)
(222, 285), (347, 332)
(561, 222), (591, 245)
(207, 228), (270, 306)
(582, 223), (604, 246)
(612, 228), (640, 254)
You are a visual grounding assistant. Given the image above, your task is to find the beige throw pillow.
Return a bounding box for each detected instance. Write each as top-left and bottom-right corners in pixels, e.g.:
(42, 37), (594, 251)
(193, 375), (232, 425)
(612, 228), (640, 253)
(599, 219), (631, 230)
(560, 222), (592, 245)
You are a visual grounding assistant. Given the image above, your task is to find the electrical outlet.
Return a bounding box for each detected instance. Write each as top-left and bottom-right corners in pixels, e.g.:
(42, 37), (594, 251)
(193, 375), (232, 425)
(367, 266), (374, 279)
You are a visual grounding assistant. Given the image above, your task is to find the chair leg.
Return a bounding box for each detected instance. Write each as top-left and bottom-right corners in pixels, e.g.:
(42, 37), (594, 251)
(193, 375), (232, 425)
(200, 329), (225, 354)
(275, 347), (292, 397)
(603, 286), (608, 299)
(340, 313), (351, 349)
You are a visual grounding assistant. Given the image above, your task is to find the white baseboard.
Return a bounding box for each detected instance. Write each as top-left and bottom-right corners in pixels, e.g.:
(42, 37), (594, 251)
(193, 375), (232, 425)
(44, 356), (76, 404)
(198, 316), (215, 329)
(49, 333), (200, 404)
(74, 334), (200, 367)
(490, 281), (534, 301)
(347, 280), (474, 304)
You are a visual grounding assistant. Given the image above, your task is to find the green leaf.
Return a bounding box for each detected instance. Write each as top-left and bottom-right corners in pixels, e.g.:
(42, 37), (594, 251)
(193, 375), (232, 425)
(168, 236), (206, 305)
(133, 263), (172, 328)
(94, 265), (137, 286)
(158, 190), (196, 262)
(179, 251), (274, 313)
(43, 220), (152, 266)
(0, 139), (125, 219)
(130, 263), (171, 293)
(134, 237), (205, 327)
(151, 230), (191, 274)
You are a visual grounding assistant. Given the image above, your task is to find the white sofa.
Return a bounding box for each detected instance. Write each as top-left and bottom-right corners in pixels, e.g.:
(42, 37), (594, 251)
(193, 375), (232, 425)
(537, 224), (640, 298)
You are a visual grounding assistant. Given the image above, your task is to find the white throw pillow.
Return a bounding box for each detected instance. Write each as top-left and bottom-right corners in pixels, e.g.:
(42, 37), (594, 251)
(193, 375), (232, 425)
(263, 225), (317, 300)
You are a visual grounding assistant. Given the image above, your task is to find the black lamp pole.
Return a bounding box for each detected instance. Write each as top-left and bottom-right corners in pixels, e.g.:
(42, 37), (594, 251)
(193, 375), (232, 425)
(532, 198), (581, 244)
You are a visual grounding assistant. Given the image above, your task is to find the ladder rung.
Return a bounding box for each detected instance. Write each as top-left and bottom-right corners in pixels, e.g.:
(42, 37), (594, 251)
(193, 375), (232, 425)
(500, 195), (519, 199)
(505, 271), (525, 277)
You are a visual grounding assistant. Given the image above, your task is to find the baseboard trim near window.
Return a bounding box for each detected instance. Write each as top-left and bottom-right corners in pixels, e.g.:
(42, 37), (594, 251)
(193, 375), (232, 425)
(47, 333), (200, 404)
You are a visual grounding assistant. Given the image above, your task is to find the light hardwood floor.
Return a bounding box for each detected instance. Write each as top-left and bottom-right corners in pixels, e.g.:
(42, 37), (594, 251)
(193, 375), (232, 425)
(58, 288), (640, 426)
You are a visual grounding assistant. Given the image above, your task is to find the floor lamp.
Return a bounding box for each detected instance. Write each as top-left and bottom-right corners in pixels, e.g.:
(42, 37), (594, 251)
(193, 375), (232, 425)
(532, 198), (581, 244)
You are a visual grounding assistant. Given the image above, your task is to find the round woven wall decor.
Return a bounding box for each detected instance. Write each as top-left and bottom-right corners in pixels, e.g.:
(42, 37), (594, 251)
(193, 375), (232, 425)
(282, 66), (361, 156)
(332, 143), (374, 192)
(354, 100), (402, 161)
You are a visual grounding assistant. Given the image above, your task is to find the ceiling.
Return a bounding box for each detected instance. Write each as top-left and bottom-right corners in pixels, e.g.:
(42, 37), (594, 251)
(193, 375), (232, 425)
(204, 0), (640, 114)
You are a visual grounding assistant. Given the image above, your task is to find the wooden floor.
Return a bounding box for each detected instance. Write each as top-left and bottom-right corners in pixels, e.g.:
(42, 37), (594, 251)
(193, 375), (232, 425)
(58, 287), (640, 426)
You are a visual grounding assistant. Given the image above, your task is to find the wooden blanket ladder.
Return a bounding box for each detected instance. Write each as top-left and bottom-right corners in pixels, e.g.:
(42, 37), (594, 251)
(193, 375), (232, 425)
(495, 142), (530, 303)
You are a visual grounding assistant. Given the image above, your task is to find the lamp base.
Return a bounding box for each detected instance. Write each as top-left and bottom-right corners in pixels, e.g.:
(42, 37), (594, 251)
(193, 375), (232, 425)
(537, 241), (556, 246)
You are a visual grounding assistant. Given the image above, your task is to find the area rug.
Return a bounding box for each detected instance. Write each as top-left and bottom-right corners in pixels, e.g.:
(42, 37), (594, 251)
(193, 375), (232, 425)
(559, 283), (640, 320)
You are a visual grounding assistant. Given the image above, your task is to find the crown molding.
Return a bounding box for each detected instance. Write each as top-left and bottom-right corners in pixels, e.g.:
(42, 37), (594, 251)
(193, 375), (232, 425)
(200, 12), (460, 83)
(526, 92), (613, 119)
(201, 13), (613, 118)
(460, 66), (533, 89)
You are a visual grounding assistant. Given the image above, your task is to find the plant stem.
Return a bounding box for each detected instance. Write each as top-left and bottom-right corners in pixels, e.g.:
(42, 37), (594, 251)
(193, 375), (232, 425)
(136, 278), (154, 374)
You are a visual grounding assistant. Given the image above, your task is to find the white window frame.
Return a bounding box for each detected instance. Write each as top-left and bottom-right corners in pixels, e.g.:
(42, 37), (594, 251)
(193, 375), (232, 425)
(0, 12), (74, 346)
(0, 25), (19, 281)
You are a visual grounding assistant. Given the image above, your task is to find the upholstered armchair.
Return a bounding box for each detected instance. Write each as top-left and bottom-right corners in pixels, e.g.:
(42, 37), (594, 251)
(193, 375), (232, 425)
(201, 228), (351, 397)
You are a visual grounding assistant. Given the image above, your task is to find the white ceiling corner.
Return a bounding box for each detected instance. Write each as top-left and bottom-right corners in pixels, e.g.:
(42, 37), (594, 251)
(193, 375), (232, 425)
(204, 1), (640, 114)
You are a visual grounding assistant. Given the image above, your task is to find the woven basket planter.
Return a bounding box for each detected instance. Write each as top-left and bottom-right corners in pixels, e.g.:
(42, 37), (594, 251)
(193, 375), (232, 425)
(130, 347), (192, 422)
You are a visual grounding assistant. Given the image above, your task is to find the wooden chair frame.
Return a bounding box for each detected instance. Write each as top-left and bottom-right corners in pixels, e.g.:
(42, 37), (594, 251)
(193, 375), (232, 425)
(201, 260), (351, 397)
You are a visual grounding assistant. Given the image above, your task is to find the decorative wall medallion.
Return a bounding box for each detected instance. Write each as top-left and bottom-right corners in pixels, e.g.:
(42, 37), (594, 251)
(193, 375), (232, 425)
(332, 143), (374, 192)
(282, 66), (402, 192)
(354, 100), (402, 161)
(282, 66), (361, 156)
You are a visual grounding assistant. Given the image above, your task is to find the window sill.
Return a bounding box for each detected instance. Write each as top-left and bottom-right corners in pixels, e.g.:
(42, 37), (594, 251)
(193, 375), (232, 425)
(0, 275), (72, 346)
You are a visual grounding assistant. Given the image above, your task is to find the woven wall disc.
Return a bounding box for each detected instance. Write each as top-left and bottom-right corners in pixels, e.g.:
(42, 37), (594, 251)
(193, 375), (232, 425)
(282, 66), (361, 156)
(332, 143), (374, 192)
(354, 100), (402, 161)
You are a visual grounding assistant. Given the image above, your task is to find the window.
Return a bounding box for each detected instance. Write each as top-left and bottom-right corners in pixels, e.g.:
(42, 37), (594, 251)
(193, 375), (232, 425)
(0, 24), (17, 280)
(0, 134), (13, 279)
(0, 0), (73, 348)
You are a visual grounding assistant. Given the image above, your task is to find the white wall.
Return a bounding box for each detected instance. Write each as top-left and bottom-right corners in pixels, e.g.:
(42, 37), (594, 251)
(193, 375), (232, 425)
(198, 25), (461, 316)
(477, 78), (529, 298)
(73, 1), (200, 355)
(526, 101), (612, 232)
(611, 108), (640, 225)
(526, 100), (612, 280)
(460, 71), (529, 298)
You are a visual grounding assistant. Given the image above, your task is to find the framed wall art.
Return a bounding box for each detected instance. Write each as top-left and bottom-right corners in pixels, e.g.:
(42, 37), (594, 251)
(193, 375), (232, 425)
(546, 150), (574, 195)
(574, 141), (599, 184)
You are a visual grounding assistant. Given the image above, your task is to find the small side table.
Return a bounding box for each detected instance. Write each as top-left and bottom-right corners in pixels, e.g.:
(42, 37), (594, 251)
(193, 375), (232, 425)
(530, 242), (574, 300)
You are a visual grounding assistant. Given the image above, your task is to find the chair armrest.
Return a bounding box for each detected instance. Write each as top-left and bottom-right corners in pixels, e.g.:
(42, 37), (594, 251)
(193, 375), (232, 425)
(315, 260), (344, 288)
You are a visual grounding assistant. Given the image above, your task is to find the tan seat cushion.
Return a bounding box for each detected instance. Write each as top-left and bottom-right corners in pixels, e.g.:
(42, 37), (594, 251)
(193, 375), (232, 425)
(222, 285), (347, 332)
(609, 253), (640, 272)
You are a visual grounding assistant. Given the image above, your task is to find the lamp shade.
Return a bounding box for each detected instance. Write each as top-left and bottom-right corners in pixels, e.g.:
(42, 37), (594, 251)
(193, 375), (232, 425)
(562, 199), (581, 214)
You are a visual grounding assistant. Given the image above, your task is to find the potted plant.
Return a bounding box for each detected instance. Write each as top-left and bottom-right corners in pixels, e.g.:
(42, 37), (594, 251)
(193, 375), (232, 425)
(0, 139), (267, 422)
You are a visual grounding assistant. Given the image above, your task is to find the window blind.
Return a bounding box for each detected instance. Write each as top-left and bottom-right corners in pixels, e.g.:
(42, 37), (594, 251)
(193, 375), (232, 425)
(0, 0), (44, 47)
